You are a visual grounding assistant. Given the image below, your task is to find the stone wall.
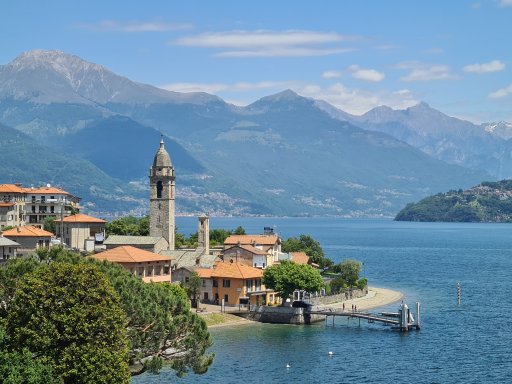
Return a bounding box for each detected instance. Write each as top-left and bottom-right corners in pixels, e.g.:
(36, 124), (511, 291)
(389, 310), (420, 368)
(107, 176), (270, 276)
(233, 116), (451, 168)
(249, 305), (325, 324)
(308, 287), (368, 306)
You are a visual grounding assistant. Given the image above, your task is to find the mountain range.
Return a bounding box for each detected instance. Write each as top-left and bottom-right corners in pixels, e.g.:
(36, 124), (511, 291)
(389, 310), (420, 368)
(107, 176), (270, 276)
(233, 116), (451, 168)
(0, 49), (505, 218)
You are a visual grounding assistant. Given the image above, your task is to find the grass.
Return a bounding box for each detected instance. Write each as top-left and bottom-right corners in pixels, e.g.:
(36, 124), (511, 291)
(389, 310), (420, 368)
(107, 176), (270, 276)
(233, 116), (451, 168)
(200, 313), (246, 327)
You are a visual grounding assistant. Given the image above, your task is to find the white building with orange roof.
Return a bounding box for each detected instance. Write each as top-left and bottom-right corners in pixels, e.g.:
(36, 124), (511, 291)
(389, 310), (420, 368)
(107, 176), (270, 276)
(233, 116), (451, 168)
(23, 185), (80, 227)
(54, 213), (106, 252)
(91, 245), (172, 283)
(0, 183), (27, 229)
(1, 225), (54, 256)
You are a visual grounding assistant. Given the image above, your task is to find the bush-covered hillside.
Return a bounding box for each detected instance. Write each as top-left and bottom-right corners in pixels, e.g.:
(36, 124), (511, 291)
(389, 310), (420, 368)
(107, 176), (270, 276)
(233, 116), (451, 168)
(395, 180), (512, 222)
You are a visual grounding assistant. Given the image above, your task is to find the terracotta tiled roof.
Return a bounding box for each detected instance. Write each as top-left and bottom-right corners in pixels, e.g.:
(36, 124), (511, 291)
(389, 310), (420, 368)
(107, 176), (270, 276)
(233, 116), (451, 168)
(224, 235), (279, 246)
(291, 252), (310, 265)
(211, 261), (263, 279)
(91, 245), (171, 263)
(57, 213), (106, 224)
(0, 202), (16, 207)
(0, 184), (25, 193)
(196, 268), (214, 278)
(2, 226), (54, 237)
(24, 186), (70, 195)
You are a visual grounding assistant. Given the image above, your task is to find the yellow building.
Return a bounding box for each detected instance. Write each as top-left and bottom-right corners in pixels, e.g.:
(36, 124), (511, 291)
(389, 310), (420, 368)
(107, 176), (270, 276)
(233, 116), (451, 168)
(197, 262), (278, 306)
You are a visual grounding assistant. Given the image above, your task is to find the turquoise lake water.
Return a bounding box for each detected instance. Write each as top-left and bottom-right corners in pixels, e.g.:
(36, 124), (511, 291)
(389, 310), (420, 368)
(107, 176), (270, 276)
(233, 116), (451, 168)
(132, 217), (512, 383)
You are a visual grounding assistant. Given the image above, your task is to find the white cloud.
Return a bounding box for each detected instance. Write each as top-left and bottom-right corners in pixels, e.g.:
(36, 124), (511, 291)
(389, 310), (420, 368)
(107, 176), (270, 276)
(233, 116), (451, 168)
(463, 60), (505, 73)
(76, 20), (192, 32)
(322, 71), (342, 79)
(298, 83), (418, 115)
(397, 62), (456, 82)
(348, 65), (385, 82)
(173, 30), (357, 57)
(489, 84), (512, 99)
(159, 80), (418, 115)
(215, 47), (352, 58)
(159, 80), (296, 94)
(499, 0), (512, 7)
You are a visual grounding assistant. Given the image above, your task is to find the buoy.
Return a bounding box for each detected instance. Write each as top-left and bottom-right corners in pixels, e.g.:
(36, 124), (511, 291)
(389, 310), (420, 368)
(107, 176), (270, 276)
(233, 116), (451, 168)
(328, 351), (333, 356)
(286, 363), (291, 368)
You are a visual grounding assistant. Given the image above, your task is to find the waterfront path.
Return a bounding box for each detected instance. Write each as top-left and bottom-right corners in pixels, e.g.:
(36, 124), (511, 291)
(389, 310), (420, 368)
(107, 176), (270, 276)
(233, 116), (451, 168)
(197, 286), (403, 328)
(323, 287), (403, 312)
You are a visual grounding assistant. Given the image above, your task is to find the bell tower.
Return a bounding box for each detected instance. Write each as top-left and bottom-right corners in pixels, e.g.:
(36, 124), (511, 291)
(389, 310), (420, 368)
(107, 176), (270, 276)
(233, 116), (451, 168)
(149, 138), (175, 249)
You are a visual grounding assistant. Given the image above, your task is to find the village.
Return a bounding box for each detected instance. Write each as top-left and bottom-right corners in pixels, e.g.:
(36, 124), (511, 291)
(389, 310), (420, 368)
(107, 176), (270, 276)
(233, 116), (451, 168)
(0, 139), (333, 314)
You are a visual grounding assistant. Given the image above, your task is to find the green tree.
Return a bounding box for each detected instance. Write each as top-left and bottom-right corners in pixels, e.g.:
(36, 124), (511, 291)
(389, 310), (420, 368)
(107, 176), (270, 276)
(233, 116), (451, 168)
(182, 271), (202, 309)
(338, 259), (362, 288)
(281, 234), (332, 268)
(0, 249), (214, 378)
(262, 261), (324, 304)
(106, 216), (149, 236)
(90, 259), (214, 377)
(233, 226), (246, 235)
(43, 215), (56, 233)
(5, 262), (130, 383)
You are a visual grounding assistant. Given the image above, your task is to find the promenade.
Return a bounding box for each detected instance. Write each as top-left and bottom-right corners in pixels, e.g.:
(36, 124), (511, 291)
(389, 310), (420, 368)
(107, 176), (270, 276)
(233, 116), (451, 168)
(199, 286), (403, 328)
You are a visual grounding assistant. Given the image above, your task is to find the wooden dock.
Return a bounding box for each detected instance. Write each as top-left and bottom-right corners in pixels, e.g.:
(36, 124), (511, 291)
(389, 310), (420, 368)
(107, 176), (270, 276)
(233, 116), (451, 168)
(307, 302), (421, 331)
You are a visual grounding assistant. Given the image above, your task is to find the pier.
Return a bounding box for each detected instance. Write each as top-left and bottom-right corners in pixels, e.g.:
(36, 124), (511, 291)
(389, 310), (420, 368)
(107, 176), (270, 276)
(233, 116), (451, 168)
(308, 302), (421, 331)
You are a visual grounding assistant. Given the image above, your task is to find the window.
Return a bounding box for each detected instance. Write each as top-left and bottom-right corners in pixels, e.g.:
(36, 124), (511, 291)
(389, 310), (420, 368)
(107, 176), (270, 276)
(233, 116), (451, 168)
(213, 279), (218, 287)
(50, 206), (54, 213)
(202, 279), (206, 287)
(154, 266), (161, 276)
(246, 279), (253, 292)
(224, 294), (229, 303)
(156, 181), (163, 198)
(222, 279), (231, 288)
(163, 265), (170, 275)
(255, 279), (261, 291)
(138, 267), (144, 277)
(41, 196), (45, 203)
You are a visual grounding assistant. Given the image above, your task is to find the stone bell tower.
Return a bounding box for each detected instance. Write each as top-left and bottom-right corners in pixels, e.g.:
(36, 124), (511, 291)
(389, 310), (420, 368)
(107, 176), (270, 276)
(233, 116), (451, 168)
(149, 138), (175, 250)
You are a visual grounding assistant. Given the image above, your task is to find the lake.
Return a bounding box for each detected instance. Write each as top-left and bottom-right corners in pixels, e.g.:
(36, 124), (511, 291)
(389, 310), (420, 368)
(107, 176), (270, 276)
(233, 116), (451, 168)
(132, 217), (512, 383)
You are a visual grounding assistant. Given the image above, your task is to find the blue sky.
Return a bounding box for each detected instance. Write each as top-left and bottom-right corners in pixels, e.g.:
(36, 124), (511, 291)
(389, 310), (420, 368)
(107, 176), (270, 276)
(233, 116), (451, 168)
(2, 0), (512, 123)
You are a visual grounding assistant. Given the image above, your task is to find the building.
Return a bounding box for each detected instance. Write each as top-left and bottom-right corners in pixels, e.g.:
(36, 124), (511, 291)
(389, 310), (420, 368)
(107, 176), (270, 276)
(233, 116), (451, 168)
(0, 183), (80, 229)
(196, 262), (277, 306)
(0, 236), (20, 262)
(224, 234), (282, 265)
(0, 184), (26, 229)
(91, 245), (172, 283)
(23, 185), (80, 227)
(104, 235), (169, 254)
(54, 213), (106, 252)
(222, 244), (271, 268)
(149, 138), (175, 250)
(1, 226), (54, 256)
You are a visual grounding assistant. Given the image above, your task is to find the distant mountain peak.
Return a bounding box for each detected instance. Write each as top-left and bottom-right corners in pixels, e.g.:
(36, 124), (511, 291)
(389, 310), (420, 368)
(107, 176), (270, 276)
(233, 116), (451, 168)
(1, 49), (223, 106)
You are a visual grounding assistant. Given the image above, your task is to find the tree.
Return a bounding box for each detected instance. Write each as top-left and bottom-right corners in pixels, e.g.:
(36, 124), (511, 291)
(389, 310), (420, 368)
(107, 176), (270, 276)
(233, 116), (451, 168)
(5, 262), (130, 383)
(43, 215), (56, 233)
(0, 249), (214, 378)
(281, 234), (332, 268)
(233, 226), (246, 235)
(106, 216), (149, 236)
(262, 261), (324, 303)
(182, 271), (202, 308)
(88, 259), (214, 377)
(338, 259), (362, 288)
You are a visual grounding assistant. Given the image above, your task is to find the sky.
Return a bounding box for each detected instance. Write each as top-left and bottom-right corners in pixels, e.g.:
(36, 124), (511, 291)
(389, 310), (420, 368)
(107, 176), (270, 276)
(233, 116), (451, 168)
(1, 0), (512, 123)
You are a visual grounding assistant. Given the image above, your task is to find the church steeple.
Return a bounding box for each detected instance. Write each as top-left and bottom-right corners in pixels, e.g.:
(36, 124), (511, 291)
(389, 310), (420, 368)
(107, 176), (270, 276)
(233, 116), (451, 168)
(149, 138), (175, 250)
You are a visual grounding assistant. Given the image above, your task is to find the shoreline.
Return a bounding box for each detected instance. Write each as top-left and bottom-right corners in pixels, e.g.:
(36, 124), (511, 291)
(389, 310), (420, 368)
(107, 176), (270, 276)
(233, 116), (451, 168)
(203, 286), (403, 328)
